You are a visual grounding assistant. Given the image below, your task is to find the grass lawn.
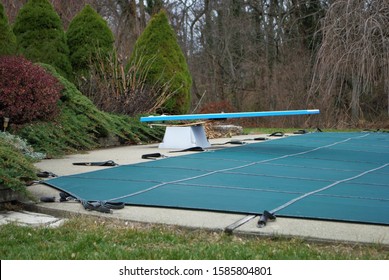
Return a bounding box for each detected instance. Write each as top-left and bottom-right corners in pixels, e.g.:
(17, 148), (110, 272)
(0, 215), (388, 260)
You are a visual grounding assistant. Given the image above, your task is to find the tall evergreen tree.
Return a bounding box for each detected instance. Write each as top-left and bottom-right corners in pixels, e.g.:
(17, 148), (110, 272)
(0, 1), (16, 56)
(67, 4), (115, 76)
(13, 0), (72, 78)
(129, 10), (192, 114)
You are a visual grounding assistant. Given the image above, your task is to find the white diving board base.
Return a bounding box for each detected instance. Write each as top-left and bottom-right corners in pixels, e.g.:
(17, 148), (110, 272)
(158, 125), (211, 149)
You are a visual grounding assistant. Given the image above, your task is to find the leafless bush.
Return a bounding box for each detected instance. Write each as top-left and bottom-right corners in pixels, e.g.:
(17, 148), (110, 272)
(76, 51), (175, 116)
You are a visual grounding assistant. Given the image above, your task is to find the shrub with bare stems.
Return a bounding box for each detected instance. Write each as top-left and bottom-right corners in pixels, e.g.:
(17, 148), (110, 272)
(76, 51), (175, 116)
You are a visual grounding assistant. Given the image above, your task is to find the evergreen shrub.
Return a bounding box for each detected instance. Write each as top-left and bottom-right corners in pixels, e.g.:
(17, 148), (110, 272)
(0, 137), (37, 192)
(67, 4), (115, 76)
(0, 2), (16, 56)
(128, 10), (192, 114)
(13, 0), (72, 78)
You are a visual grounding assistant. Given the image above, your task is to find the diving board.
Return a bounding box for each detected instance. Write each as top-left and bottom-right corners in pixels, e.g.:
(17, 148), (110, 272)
(140, 109), (320, 122)
(141, 109), (320, 149)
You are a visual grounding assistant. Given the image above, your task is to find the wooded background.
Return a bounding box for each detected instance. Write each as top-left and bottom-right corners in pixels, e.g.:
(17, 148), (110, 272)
(3, 0), (389, 128)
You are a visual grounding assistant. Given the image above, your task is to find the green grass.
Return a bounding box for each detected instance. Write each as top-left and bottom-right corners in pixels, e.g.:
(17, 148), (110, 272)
(0, 216), (388, 260)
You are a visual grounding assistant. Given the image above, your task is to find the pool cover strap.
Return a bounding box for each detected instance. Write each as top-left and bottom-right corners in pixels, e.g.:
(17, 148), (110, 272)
(257, 211), (276, 228)
(81, 200), (125, 213)
(73, 160), (118, 166)
(141, 153), (166, 160)
(169, 146), (205, 153)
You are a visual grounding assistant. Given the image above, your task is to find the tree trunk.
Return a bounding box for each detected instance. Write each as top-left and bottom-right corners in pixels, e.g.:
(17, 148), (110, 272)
(351, 73), (361, 124)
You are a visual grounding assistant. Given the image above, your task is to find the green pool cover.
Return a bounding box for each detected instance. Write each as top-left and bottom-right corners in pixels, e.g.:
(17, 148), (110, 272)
(46, 132), (389, 225)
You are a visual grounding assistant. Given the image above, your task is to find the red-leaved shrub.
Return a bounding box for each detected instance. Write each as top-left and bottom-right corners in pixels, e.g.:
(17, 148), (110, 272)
(0, 56), (62, 124)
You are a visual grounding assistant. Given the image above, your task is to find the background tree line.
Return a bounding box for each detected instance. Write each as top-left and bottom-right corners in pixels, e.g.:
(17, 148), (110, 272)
(3, 0), (389, 128)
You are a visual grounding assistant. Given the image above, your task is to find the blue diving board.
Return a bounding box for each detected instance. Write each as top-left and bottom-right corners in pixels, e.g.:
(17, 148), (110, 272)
(140, 109), (320, 122)
(141, 109), (320, 149)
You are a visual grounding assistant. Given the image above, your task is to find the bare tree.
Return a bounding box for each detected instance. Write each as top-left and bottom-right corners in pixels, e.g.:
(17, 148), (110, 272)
(310, 0), (389, 124)
(52, 0), (97, 28)
(1, 0), (27, 23)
